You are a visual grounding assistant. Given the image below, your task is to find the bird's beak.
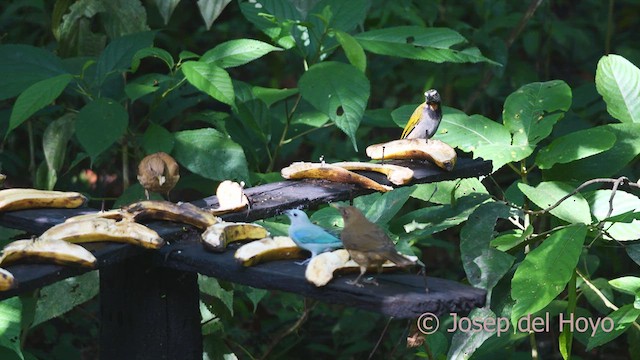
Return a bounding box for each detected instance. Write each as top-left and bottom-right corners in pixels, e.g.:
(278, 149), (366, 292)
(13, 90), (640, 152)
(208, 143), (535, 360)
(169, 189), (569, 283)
(157, 175), (166, 186)
(329, 203), (340, 210)
(283, 209), (293, 216)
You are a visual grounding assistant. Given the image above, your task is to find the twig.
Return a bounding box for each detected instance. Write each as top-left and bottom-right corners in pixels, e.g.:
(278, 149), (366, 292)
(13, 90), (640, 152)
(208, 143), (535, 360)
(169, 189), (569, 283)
(259, 298), (316, 360)
(369, 317), (393, 359)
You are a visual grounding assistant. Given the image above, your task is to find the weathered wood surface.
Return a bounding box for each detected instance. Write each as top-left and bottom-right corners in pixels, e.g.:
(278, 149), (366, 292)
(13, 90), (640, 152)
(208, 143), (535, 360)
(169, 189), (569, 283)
(0, 157), (490, 316)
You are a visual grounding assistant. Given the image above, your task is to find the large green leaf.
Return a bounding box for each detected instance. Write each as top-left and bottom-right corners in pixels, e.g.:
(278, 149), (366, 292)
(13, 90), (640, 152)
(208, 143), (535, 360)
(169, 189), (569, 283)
(131, 47), (174, 72)
(142, 123), (175, 154)
(609, 276), (640, 295)
(54, 0), (107, 57)
(43, 113), (76, 190)
(448, 308), (498, 360)
(587, 304), (640, 350)
(197, 0), (232, 30)
(460, 202), (516, 292)
(503, 80), (572, 146)
(411, 178), (488, 205)
(335, 30), (366, 72)
(101, 0), (150, 39)
(173, 128), (249, 182)
(0, 297), (23, 359)
(518, 181), (591, 224)
(94, 31), (155, 85)
(252, 86), (298, 107)
(354, 26), (497, 64)
(359, 186), (415, 225)
(595, 54), (640, 123)
(298, 61), (370, 150)
(75, 98), (129, 163)
(32, 272), (99, 327)
(0, 45), (68, 100)
(182, 61), (235, 106)
(8, 74), (73, 135)
(535, 127), (616, 169)
(239, 0), (301, 49)
(154, 0), (181, 24)
(201, 39), (282, 68)
(585, 190), (640, 241)
(511, 225), (587, 325)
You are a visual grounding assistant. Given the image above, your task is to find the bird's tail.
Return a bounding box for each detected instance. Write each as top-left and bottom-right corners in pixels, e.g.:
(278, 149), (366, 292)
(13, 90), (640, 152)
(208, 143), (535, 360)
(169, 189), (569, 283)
(384, 251), (416, 267)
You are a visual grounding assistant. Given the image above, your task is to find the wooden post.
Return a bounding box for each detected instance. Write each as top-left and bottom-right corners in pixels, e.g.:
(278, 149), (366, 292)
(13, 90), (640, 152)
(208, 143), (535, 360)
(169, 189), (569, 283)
(99, 254), (202, 360)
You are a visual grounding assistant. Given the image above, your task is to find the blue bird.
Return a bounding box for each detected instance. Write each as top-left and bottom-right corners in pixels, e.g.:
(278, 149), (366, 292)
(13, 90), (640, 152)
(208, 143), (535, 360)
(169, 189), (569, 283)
(284, 209), (343, 265)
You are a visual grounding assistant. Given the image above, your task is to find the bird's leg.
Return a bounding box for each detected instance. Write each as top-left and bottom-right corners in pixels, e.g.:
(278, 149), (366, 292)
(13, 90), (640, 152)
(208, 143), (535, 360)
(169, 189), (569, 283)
(295, 258), (311, 266)
(346, 267), (366, 287)
(362, 277), (379, 286)
(144, 189), (150, 200)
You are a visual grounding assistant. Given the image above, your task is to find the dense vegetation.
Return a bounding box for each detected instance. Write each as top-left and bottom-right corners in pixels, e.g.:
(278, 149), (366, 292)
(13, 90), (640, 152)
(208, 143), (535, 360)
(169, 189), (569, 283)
(1, 0), (639, 359)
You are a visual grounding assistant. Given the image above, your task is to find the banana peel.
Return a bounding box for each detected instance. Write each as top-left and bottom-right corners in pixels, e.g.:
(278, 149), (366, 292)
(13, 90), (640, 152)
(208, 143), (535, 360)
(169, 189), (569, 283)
(332, 161), (414, 186)
(210, 180), (249, 215)
(0, 268), (15, 291)
(40, 217), (164, 249)
(281, 162), (393, 192)
(0, 238), (96, 268)
(202, 222), (269, 252)
(366, 139), (457, 171)
(305, 249), (418, 287)
(0, 188), (87, 212)
(234, 236), (307, 266)
(123, 200), (220, 230)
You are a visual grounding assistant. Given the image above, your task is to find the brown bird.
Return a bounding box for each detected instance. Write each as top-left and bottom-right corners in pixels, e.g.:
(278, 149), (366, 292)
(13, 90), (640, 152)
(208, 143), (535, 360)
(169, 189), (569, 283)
(335, 205), (415, 287)
(137, 152), (180, 201)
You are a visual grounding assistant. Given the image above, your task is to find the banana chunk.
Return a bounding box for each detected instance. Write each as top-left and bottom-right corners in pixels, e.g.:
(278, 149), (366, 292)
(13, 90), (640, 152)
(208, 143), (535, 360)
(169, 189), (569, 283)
(0, 188), (87, 212)
(305, 249), (418, 287)
(40, 218), (164, 249)
(366, 139), (457, 171)
(123, 200), (220, 230)
(331, 161), (414, 186)
(210, 180), (249, 215)
(64, 209), (132, 223)
(202, 222), (269, 252)
(0, 268), (15, 291)
(0, 238), (96, 268)
(234, 236), (307, 266)
(281, 162), (393, 192)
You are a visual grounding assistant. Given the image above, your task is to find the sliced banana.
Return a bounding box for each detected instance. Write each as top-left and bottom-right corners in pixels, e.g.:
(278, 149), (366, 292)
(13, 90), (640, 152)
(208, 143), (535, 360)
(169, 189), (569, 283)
(210, 180), (249, 215)
(332, 161), (414, 185)
(64, 209), (131, 223)
(201, 222), (269, 252)
(40, 218), (164, 249)
(281, 162), (393, 192)
(305, 249), (418, 287)
(366, 139), (457, 171)
(0, 188), (87, 212)
(0, 268), (15, 291)
(0, 238), (96, 268)
(123, 200), (220, 230)
(234, 236), (308, 266)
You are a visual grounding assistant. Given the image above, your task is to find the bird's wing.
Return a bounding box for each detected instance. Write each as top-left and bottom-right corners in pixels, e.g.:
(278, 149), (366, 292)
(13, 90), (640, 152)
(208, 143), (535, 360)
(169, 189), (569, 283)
(291, 224), (341, 245)
(401, 102), (426, 139)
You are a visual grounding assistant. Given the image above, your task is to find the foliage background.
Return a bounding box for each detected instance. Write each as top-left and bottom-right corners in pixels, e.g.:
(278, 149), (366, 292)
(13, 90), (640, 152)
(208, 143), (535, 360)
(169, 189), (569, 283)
(1, 0), (640, 359)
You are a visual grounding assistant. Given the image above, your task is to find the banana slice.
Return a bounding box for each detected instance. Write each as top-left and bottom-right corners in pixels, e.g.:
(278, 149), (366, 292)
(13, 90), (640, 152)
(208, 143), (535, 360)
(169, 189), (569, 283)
(234, 236), (307, 266)
(281, 162), (393, 192)
(201, 222), (269, 252)
(0, 238), (96, 268)
(210, 180), (249, 215)
(305, 249), (418, 287)
(0, 268), (15, 291)
(366, 139), (457, 171)
(0, 188), (87, 212)
(64, 209), (132, 223)
(40, 218), (164, 249)
(123, 200), (220, 230)
(331, 161), (414, 186)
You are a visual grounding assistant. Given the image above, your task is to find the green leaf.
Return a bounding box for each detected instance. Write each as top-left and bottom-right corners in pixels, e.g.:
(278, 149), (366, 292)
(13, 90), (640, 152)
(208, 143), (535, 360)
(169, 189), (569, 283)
(503, 80), (572, 146)
(43, 114), (76, 190)
(586, 190), (640, 241)
(299, 61), (370, 150)
(335, 30), (366, 72)
(95, 31), (155, 85)
(173, 128), (249, 181)
(587, 305), (640, 350)
(239, 0), (301, 49)
(198, 275), (234, 315)
(182, 61), (235, 106)
(627, 244), (640, 267)
(595, 54), (640, 123)
(8, 74), (73, 135)
(142, 124), (175, 154)
(201, 39), (282, 68)
(131, 47), (174, 72)
(609, 277), (640, 295)
(242, 286), (268, 313)
(354, 26), (497, 64)
(75, 98), (129, 163)
(154, 0), (181, 24)
(447, 308), (497, 359)
(197, 0), (232, 30)
(460, 202), (516, 291)
(411, 178), (488, 205)
(32, 272), (98, 327)
(252, 86), (298, 107)
(0, 44), (68, 100)
(518, 181), (591, 224)
(536, 127), (616, 169)
(100, 0), (150, 39)
(511, 225), (587, 325)
(359, 186), (415, 225)
(0, 297), (23, 360)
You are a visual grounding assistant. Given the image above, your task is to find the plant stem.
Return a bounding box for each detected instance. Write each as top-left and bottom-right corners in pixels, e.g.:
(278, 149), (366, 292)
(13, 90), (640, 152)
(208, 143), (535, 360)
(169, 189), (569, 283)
(560, 270), (577, 358)
(529, 331), (539, 360)
(27, 120), (36, 186)
(259, 298), (316, 360)
(122, 142), (130, 190)
(266, 94), (302, 172)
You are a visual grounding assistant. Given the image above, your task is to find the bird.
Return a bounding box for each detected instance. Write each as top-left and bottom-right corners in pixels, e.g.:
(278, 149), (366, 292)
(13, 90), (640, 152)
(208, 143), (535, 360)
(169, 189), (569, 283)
(137, 152), (180, 201)
(400, 89), (443, 140)
(335, 205), (415, 287)
(284, 209), (343, 265)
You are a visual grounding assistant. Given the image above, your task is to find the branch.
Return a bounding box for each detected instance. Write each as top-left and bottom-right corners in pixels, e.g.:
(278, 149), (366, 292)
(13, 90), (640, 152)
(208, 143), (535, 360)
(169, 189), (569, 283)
(259, 298), (316, 360)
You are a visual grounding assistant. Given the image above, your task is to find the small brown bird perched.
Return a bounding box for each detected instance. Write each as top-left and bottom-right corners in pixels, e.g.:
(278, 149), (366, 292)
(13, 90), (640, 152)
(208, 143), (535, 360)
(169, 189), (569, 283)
(137, 152), (180, 201)
(335, 205), (416, 287)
